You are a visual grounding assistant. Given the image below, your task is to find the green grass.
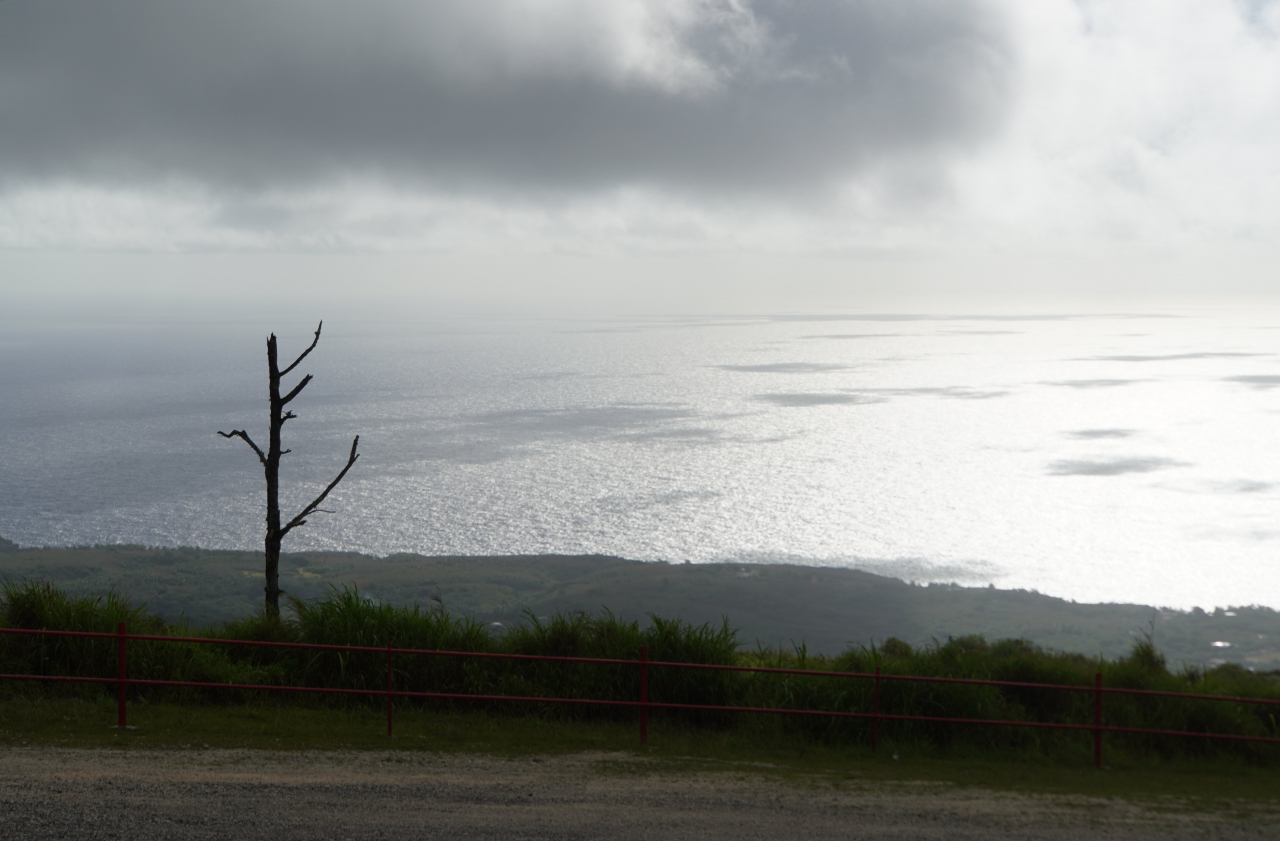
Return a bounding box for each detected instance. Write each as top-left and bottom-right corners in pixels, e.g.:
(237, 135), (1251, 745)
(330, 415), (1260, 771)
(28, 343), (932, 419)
(4, 579), (1280, 770)
(0, 694), (636, 755)
(6, 543), (1280, 667)
(2, 695), (1279, 810)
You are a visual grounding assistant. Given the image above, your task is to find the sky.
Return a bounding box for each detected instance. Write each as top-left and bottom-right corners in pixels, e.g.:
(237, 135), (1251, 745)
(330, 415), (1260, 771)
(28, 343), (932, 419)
(2, 0), (1279, 318)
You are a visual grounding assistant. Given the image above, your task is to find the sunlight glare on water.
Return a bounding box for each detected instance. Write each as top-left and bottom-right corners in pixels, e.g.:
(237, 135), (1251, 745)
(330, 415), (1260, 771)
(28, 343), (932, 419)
(1, 305), (1279, 611)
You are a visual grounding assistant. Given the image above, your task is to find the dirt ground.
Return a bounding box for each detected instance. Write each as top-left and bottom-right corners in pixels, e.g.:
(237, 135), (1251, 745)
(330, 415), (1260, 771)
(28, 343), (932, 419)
(0, 747), (1274, 840)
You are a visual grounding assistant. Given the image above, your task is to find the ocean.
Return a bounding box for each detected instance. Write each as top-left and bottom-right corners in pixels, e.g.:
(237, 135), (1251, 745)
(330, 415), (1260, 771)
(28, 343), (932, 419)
(2, 306), (1278, 611)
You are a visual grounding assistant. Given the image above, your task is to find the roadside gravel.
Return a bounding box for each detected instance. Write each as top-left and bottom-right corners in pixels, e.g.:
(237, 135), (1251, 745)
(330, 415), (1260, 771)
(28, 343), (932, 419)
(0, 747), (1273, 840)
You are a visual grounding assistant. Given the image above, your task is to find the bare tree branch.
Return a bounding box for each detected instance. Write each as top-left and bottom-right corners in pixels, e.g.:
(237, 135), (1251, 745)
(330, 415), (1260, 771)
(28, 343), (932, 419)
(280, 374), (313, 407)
(279, 321), (322, 378)
(280, 435), (360, 537)
(223, 320), (359, 618)
(217, 430), (267, 465)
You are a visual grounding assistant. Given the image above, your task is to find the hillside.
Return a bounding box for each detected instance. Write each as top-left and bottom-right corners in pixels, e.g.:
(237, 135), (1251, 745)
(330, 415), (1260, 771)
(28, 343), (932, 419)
(0, 541), (1275, 667)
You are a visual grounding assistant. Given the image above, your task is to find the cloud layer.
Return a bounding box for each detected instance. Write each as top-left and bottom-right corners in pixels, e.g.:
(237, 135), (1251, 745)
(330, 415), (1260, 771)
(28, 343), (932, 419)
(0, 0), (1011, 196)
(3, 0), (1280, 289)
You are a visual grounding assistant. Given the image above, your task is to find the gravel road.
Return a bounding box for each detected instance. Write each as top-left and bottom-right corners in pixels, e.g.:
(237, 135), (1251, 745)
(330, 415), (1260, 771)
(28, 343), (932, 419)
(0, 747), (1273, 840)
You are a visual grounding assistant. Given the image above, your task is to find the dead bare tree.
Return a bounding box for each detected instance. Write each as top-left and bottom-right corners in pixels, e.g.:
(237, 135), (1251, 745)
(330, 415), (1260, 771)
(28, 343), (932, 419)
(219, 321), (360, 618)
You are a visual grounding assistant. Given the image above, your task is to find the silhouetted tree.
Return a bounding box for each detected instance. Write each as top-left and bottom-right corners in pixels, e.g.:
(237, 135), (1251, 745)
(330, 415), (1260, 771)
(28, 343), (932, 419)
(219, 321), (359, 618)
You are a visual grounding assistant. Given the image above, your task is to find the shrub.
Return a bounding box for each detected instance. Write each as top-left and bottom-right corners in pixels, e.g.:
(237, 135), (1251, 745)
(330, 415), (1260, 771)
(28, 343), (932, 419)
(3, 580), (1279, 762)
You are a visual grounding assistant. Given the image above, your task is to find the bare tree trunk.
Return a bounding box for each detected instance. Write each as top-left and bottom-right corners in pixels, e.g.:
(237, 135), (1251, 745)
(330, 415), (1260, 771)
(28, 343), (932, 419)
(220, 322), (360, 619)
(264, 333), (285, 617)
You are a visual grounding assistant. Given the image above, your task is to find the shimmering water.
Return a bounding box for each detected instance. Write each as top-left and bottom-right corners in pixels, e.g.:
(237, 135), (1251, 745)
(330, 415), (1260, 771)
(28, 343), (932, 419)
(3, 307), (1279, 610)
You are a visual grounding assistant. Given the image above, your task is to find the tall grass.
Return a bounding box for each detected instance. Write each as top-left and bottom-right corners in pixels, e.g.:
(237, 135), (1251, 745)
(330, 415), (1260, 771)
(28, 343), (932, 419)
(737, 634), (1280, 760)
(3, 580), (1279, 761)
(0, 581), (261, 701)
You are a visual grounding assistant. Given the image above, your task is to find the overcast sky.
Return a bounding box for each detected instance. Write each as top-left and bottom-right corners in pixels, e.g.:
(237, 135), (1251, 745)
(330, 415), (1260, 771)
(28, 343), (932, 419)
(2, 0), (1279, 317)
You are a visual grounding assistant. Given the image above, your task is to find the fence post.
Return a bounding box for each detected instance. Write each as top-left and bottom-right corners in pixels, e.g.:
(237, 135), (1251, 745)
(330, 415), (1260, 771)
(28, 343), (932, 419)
(386, 642), (394, 738)
(1093, 671), (1103, 768)
(872, 665), (880, 753)
(639, 645), (649, 745)
(116, 621), (127, 729)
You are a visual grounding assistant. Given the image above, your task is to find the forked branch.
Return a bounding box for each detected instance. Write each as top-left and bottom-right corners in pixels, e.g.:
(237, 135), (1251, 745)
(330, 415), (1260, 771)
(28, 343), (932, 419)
(280, 321), (322, 378)
(280, 374), (314, 407)
(217, 429), (267, 465)
(280, 435), (360, 536)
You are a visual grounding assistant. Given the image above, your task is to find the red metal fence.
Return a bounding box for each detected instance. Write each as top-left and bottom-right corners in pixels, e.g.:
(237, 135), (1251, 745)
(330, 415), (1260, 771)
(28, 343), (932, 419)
(4, 622), (1280, 767)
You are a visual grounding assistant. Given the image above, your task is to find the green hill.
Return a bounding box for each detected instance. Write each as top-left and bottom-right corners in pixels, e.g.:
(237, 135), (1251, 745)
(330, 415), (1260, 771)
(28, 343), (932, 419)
(0, 542), (1275, 668)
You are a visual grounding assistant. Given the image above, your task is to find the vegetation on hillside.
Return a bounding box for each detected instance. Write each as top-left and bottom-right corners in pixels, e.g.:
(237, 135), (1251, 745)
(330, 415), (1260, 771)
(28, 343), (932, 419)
(3, 580), (1280, 764)
(1, 544), (1276, 667)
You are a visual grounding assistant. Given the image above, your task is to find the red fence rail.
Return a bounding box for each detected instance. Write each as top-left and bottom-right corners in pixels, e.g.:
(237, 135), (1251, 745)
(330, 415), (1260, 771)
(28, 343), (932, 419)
(4, 623), (1280, 767)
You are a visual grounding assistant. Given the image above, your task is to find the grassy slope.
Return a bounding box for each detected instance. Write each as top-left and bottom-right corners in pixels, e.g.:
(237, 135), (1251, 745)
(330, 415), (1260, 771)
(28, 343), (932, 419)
(2, 544), (1277, 667)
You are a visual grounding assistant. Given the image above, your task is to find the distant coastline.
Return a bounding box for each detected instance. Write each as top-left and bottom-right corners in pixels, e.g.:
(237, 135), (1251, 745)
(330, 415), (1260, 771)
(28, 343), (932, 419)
(1, 540), (1275, 669)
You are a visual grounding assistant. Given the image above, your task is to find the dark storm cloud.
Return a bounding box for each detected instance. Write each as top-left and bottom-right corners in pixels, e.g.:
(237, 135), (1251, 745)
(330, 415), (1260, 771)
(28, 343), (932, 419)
(0, 0), (1013, 197)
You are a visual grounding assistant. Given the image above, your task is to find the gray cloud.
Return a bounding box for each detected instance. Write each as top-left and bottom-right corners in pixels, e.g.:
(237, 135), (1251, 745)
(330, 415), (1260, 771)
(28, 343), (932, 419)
(0, 1), (1013, 199)
(1048, 379), (1140, 389)
(1064, 429), (1134, 440)
(771, 313), (1072, 322)
(1048, 458), (1185, 477)
(802, 333), (905, 340)
(1225, 375), (1280, 389)
(754, 392), (881, 406)
(1216, 480), (1273, 494)
(718, 362), (848, 373)
(407, 403), (719, 463)
(467, 404), (702, 440)
(940, 329), (1019, 335)
(1091, 353), (1264, 362)
(869, 386), (1008, 400)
